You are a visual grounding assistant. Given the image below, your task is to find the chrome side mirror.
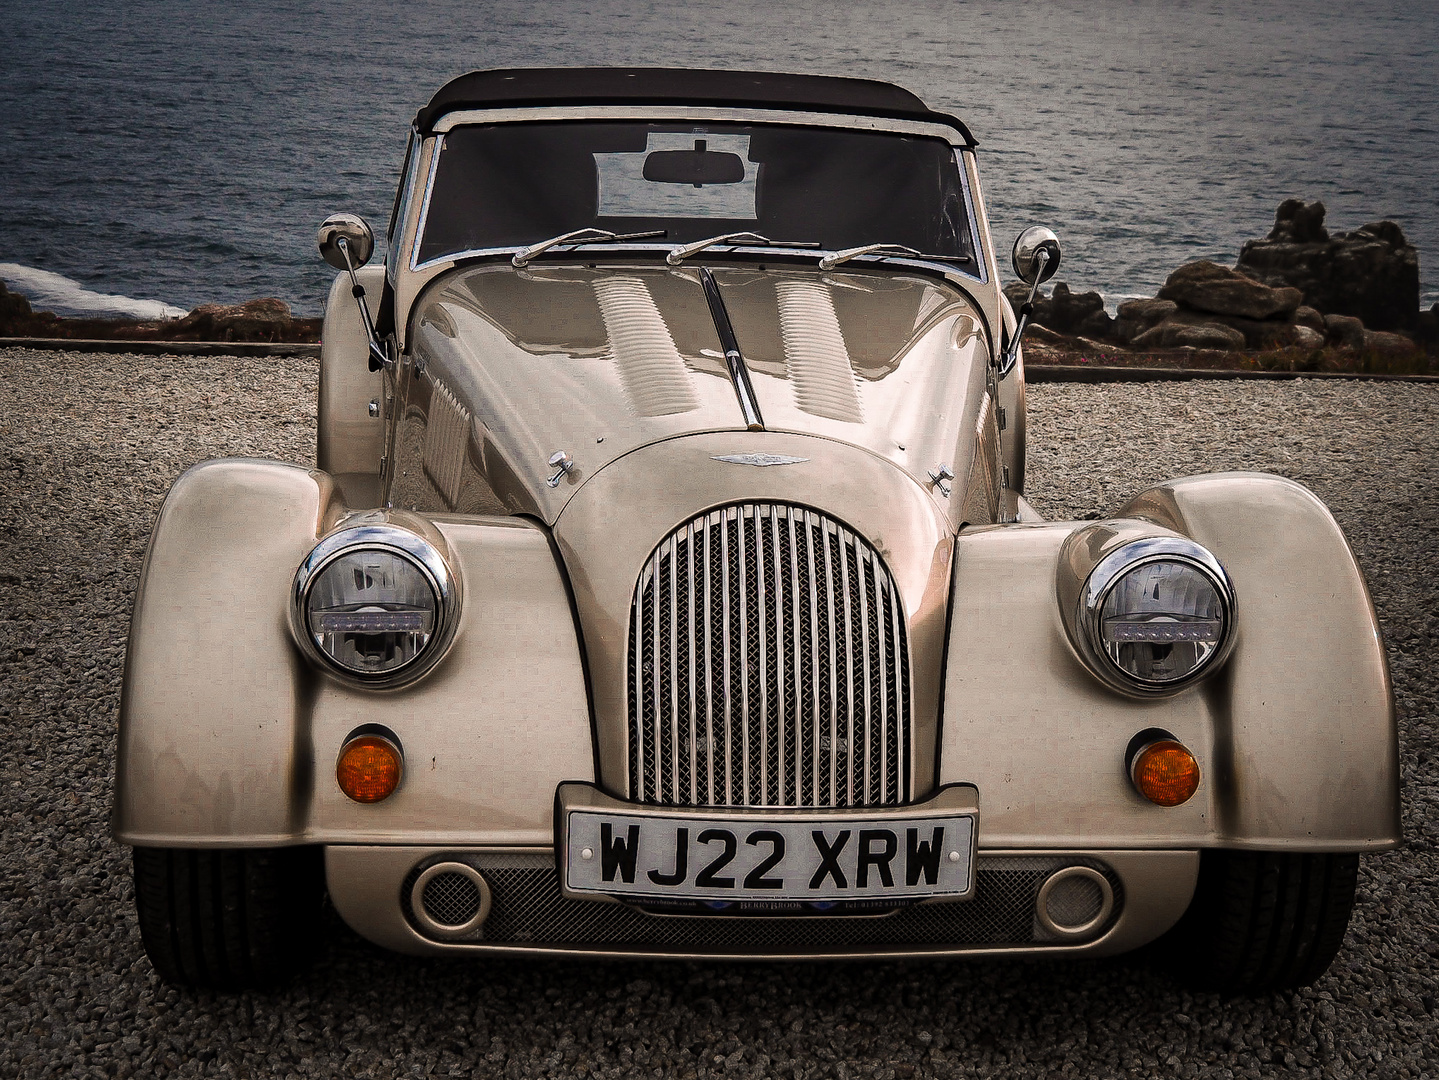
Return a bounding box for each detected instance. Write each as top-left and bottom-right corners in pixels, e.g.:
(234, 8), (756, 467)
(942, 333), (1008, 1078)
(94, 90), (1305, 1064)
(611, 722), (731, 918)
(999, 227), (1064, 379)
(317, 213), (389, 372)
(1011, 226), (1061, 285)
(318, 213), (376, 270)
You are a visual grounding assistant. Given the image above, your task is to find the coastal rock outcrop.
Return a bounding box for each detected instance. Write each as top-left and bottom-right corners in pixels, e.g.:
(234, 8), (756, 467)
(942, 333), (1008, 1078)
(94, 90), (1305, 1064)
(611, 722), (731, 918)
(1236, 200), (1420, 332)
(1131, 261), (1303, 349)
(1002, 281), (1114, 339)
(1157, 260), (1302, 321)
(0, 282), (320, 343)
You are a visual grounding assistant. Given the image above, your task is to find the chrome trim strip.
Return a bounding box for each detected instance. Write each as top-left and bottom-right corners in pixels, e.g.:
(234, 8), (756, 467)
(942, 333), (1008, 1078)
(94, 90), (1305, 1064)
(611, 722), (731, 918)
(956, 149), (989, 286)
(408, 133), (446, 273)
(432, 106), (970, 144)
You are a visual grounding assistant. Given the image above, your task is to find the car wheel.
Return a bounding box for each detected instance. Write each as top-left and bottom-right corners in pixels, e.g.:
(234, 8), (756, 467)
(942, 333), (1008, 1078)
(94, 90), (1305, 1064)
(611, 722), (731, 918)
(132, 846), (325, 989)
(1158, 849), (1359, 993)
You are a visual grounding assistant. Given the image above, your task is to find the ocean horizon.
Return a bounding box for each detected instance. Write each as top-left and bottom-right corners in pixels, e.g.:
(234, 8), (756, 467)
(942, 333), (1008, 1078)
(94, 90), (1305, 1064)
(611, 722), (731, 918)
(1, 0), (1435, 320)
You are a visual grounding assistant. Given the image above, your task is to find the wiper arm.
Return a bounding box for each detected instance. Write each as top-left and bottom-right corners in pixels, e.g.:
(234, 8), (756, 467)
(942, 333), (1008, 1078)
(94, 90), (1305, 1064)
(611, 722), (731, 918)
(818, 243), (975, 271)
(666, 231), (819, 266)
(512, 228), (666, 268)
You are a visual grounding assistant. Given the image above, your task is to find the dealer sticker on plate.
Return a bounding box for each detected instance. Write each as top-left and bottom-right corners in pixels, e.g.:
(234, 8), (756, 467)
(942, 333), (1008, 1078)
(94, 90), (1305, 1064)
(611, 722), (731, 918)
(560, 785), (977, 904)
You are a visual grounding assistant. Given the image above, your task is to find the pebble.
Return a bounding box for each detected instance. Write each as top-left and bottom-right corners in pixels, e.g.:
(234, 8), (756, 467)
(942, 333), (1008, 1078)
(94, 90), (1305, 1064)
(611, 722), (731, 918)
(1, 348), (1435, 1079)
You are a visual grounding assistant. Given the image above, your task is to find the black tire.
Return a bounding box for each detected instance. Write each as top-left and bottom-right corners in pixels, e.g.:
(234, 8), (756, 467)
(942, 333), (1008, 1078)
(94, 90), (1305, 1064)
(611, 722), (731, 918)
(1157, 849), (1359, 993)
(132, 846), (325, 990)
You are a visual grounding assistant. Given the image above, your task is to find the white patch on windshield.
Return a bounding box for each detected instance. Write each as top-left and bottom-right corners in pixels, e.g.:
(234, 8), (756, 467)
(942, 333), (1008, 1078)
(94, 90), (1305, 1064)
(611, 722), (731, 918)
(595, 132), (758, 220)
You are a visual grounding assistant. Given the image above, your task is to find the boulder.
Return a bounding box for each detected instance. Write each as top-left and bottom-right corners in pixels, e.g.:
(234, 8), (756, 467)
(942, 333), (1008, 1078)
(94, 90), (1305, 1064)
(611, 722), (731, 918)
(1114, 298), (1177, 344)
(1362, 329), (1419, 357)
(1289, 324), (1326, 349)
(157, 298), (300, 342)
(1417, 303), (1439, 352)
(1157, 260), (1302, 320)
(1293, 305), (1326, 333)
(1324, 313), (1365, 349)
(1236, 201), (1420, 332)
(1002, 280), (1113, 338)
(1268, 198), (1330, 243)
(1131, 319), (1246, 351)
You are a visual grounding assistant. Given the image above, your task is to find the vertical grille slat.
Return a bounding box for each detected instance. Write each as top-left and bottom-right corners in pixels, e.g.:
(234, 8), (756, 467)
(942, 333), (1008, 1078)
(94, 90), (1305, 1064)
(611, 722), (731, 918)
(628, 504), (911, 809)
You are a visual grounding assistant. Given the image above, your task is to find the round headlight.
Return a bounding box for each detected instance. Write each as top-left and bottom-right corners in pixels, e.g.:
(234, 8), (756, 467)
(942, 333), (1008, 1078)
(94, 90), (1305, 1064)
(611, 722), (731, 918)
(292, 522), (459, 685)
(1080, 537), (1235, 693)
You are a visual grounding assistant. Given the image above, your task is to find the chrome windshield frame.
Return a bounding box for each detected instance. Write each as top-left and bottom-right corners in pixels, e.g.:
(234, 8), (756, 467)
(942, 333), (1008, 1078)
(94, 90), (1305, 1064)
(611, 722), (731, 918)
(407, 106), (986, 280)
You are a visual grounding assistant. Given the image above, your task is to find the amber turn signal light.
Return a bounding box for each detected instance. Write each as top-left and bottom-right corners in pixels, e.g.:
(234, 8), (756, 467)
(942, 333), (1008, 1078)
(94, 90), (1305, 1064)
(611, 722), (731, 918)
(337, 733), (403, 803)
(1130, 739), (1200, 807)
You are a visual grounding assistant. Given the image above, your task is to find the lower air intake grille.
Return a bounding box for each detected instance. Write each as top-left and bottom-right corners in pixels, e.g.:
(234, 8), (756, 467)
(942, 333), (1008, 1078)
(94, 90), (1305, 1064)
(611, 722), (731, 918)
(421, 871), (483, 928)
(629, 503), (910, 808)
(400, 857), (1123, 950)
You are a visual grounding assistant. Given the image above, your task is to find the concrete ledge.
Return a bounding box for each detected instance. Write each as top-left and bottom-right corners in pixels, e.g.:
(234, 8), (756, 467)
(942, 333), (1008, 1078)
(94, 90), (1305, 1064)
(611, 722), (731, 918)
(0, 337), (320, 358)
(1025, 364), (1438, 384)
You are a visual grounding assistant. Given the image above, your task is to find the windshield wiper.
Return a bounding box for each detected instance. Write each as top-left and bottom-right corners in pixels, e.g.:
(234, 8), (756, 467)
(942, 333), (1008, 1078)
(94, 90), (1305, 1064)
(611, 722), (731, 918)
(818, 243), (974, 270)
(666, 232), (819, 266)
(512, 228), (667, 268)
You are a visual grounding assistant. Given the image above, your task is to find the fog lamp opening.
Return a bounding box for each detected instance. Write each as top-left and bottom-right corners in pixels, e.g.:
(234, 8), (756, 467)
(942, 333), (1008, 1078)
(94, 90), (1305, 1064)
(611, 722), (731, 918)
(337, 731), (404, 803)
(1129, 737), (1200, 807)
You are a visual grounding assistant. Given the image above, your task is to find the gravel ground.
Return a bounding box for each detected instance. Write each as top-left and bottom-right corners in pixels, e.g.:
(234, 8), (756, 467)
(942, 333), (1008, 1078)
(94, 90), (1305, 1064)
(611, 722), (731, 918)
(2, 346), (1435, 1079)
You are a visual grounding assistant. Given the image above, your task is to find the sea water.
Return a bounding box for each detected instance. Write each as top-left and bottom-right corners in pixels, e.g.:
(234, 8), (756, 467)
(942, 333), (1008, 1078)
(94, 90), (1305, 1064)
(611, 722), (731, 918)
(0, 0), (1434, 318)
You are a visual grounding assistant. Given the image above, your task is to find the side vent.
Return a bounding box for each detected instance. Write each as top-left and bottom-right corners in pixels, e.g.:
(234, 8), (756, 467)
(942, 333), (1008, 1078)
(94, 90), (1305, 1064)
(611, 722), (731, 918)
(423, 379), (470, 509)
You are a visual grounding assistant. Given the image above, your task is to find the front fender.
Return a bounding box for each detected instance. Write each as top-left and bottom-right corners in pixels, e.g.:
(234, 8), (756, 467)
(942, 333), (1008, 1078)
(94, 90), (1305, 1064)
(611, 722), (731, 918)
(939, 471), (1399, 851)
(114, 458), (594, 848)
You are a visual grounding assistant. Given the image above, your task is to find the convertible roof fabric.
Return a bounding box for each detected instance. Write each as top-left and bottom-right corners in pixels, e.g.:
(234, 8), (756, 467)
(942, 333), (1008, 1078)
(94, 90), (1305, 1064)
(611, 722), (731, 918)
(414, 68), (976, 145)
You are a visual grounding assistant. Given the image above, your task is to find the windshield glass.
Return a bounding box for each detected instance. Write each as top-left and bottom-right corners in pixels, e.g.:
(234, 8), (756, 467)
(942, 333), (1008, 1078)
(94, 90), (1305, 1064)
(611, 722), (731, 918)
(415, 121), (973, 267)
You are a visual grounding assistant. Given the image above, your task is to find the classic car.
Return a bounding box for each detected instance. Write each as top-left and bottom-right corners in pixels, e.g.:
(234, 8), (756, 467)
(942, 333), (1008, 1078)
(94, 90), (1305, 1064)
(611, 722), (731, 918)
(114, 68), (1400, 992)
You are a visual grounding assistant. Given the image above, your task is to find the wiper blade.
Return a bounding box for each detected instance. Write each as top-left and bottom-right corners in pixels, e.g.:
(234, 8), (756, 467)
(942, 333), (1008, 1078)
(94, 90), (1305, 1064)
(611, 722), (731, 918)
(666, 231), (819, 266)
(512, 228), (667, 268)
(818, 243), (973, 270)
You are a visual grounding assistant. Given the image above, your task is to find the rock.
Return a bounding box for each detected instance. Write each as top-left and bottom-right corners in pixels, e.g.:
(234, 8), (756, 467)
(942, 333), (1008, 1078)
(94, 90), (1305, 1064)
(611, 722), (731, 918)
(1294, 306), (1326, 333)
(1289, 324), (1326, 349)
(1131, 319), (1246, 351)
(1003, 280), (1113, 338)
(1325, 313), (1366, 348)
(1268, 198), (1330, 243)
(1024, 323), (1068, 345)
(0, 281), (33, 333)
(157, 298), (303, 342)
(1158, 260), (1302, 320)
(1236, 201), (1420, 332)
(1073, 336), (1123, 354)
(1114, 298), (1177, 344)
(1417, 303), (1439, 352)
(1045, 282), (1115, 338)
(1362, 329), (1418, 356)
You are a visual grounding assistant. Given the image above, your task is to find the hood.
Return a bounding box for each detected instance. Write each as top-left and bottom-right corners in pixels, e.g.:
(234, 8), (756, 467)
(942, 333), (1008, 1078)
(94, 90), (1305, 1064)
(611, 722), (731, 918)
(407, 260), (995, 527)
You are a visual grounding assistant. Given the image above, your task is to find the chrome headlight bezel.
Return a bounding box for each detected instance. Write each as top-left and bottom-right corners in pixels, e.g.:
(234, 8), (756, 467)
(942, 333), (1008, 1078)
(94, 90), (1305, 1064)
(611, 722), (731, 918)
(290, 522), (461, 689)
(1073, 535), (1237, 696)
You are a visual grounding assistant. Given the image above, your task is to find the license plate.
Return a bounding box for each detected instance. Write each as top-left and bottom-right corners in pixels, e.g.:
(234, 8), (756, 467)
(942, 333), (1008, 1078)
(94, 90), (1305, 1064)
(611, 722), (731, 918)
(558, 783), (977, 907)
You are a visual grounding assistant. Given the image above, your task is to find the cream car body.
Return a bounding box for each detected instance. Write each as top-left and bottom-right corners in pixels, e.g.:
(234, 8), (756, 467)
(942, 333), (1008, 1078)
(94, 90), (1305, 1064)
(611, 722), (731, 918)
(115, 69), (1399, 990)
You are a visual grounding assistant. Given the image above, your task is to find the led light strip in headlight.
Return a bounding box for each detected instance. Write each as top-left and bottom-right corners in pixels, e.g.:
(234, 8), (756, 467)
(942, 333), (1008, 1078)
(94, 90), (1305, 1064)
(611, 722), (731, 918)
(1070, 535), (1237, 695)
(291, 522), (461, 687)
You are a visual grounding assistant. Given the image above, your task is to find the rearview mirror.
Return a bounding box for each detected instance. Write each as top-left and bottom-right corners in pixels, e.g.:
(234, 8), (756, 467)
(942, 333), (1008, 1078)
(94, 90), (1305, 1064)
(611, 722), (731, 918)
(1011, 226), (1062, 285)
(643, 149), (746, 186)
(318, 213), (376, 270)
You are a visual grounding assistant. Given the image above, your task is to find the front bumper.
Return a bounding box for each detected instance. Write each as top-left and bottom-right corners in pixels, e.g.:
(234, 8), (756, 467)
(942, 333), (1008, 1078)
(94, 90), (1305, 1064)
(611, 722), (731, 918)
(326, 844), (1198, 960)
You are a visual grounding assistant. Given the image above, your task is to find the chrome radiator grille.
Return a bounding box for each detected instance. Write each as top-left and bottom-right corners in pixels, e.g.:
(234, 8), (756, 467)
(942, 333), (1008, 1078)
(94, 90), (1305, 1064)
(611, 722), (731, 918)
(628, 503), (911, 808)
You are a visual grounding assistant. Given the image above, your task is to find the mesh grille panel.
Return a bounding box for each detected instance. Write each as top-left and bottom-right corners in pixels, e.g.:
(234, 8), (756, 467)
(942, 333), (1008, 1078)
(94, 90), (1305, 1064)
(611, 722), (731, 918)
(1044, 874), (1105, 927)
(630, 503), (910, 808)
(400, 857), (1124, 950)
(422, 871), (483, 927)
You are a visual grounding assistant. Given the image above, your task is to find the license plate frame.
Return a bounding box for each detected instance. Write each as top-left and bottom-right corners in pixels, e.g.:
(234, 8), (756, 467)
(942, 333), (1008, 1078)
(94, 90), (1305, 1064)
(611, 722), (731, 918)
(556, 782), (978, 908)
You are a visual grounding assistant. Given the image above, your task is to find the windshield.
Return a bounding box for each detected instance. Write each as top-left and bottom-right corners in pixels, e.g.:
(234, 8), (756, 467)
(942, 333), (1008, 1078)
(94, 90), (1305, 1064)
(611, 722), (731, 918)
(415, 121), (974, 267)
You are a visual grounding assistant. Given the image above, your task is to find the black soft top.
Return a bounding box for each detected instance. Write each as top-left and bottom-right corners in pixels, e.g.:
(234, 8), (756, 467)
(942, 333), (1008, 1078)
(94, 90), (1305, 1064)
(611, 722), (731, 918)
(414, 67), (976, 146)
